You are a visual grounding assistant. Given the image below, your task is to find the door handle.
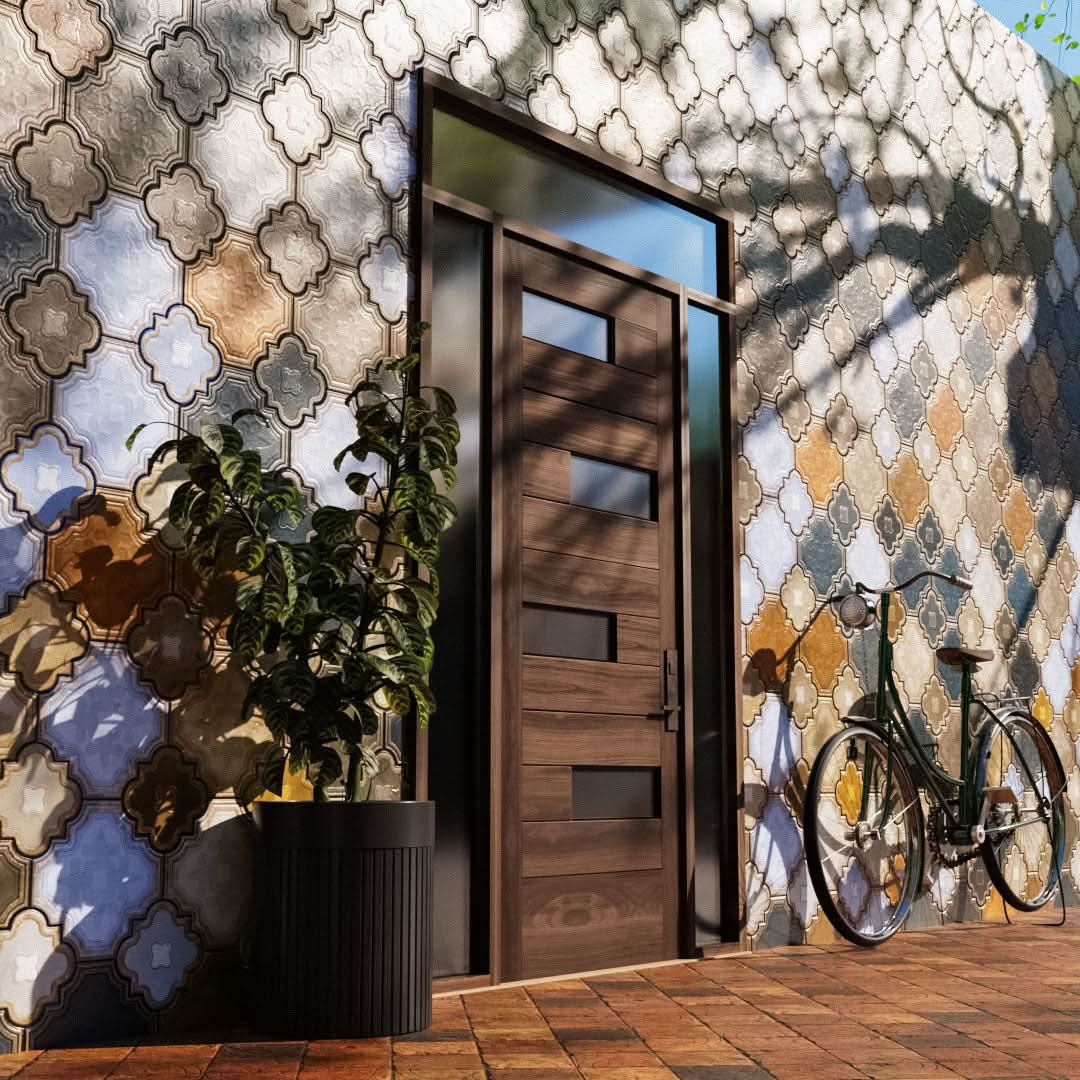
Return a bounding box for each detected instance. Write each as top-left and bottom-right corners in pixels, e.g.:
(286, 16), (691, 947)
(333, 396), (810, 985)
(661, 648), (680, 732)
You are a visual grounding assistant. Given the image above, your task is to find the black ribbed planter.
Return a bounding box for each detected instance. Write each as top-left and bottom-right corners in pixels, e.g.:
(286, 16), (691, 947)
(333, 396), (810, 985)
(252, 800), (434, 1039)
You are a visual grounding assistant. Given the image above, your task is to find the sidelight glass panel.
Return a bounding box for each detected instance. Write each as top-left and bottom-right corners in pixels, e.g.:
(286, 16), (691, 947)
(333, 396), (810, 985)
(687, 304), (736, 947)
(572, 767), (659, 819)
(570, 455), (654, 519)
(523, 291), (610, 361)
(433, 109), (719, 294)
(523, 604), (613, 661)
(429, 210), (488, 978)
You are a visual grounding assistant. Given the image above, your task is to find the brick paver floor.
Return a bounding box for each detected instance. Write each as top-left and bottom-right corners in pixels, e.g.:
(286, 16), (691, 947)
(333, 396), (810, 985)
(6, 915), (1080, 1079)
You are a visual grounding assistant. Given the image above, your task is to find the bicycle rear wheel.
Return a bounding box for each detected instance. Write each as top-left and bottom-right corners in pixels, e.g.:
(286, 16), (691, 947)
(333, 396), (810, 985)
(976, 711), (1066, 911)
(804, 724), (925, 946)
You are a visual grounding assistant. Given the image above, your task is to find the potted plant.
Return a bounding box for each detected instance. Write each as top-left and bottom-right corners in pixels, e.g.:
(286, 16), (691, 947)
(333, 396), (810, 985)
(129, 326), (458, 1037)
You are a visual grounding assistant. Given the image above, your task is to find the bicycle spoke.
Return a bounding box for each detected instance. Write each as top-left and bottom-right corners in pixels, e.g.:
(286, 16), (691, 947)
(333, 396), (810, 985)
(805, 727), (922, 946)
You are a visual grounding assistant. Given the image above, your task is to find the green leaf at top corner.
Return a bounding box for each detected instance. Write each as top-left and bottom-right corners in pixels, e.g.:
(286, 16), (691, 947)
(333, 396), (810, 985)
(125, 423), (148, 452)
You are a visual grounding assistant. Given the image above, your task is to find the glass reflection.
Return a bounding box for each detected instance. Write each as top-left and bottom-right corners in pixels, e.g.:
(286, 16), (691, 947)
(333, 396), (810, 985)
(433, 109), (718, 294)
(570, 454), (654, 519)
(523, 291), (610, 361)
(522, 604), (613, 661)
(429, 210), (487, 978)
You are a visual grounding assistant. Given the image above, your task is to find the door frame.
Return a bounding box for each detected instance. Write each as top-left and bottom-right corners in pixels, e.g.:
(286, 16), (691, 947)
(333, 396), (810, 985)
(414, 69), (745, 981)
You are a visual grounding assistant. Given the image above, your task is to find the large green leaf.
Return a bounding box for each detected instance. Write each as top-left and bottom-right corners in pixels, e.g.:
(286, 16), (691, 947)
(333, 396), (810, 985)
(200, 423), (244, 456)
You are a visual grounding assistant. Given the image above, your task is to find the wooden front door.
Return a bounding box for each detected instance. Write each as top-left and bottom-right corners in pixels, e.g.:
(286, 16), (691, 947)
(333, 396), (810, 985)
(495, 234), (681, 981)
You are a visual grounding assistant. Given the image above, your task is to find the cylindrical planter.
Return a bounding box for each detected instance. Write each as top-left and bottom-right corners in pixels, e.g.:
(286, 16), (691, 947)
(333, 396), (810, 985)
(252, 800), (434, 1039)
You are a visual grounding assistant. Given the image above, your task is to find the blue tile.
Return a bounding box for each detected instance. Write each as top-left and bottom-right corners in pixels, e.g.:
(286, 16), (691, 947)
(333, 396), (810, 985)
(0, 423), (95, 534)
(62, 195), (181, 340)
(41, 647), (165, 797)
(55, 341), (176, 489)
(33, 806), (158, 958)
(799, 515), (842, 594)
(137, 303), (223, 406)
(0, 484), (43, 606)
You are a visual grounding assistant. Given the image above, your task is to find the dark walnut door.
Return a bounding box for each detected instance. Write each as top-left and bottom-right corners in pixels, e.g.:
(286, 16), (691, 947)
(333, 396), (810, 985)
(495, 235), (680, 981)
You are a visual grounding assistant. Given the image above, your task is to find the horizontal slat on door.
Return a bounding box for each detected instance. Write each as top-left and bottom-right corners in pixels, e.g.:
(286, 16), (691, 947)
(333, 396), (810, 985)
(614, 320), (658, 375)
(616, 615), (661, 667)
(523, 819), (662, 877)
(522, 443), (570, 502)
(522, 765), (571, 821)
(523, 338), (656, 422)
(521, 243), (661, 332)
(522, 656), (659, 714)
(523, 390), (657, 470)
(523, 498), (659, 569)
(523, 549), (658, 617)
(523, 712), (661, 766)
(521, 870), (664, 979)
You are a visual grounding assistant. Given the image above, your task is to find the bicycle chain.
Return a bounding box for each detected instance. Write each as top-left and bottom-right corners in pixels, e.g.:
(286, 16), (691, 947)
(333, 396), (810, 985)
(927, 807), (982, 868)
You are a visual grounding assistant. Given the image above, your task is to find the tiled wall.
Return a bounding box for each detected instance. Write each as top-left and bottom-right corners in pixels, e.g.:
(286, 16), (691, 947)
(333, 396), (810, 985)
(0, 0), (1078, 1050)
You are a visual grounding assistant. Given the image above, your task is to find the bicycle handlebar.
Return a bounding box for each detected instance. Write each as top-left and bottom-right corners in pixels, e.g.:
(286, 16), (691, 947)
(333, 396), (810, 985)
(830, 571), (971, 630)
(840, 569), (972, 600)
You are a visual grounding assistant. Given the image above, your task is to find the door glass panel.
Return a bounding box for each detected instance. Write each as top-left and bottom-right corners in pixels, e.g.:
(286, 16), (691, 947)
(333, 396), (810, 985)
(429, 209), (488, 978)
(433, 108), (718, 294)
(570, 455), (654, 519)
(523, 604), (613, 661)
(687, 304), (735, 947)
(572, 767), (659, 819)
(523, 291), (610, 361)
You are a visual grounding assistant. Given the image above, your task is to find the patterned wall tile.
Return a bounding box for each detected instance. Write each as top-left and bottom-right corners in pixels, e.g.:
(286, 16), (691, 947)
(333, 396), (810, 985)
(187, 232), (290, 365)
(122, 746), (208, 853)
(70, 53), (183, 195)
(137, 304), (223, 406)
(172, 657), (270, 799)
(479, 0), (548, 97)
(55, 341), (176, 490)
(45, 493), (171, 640)
(33, 805), (158, 958)
(0, 425), (94, 536)
(0, 162), (55, 306)
(13, 122), (106, 228)
(190, 99), (292, 233)
(41, 647), (164, 797)
(126, 594), (211, 702)
(0, 908), (75, 1028)
(117, 900), (201, 1009)
(195, 0), (291, 98)
(0, 743), (81, 859)
(296, 265), (386, 392)
(257, 201), (331, 295)
(304, 17), (392, 139)
(148, 28), (229, 127)
(61, 195), (181, 341)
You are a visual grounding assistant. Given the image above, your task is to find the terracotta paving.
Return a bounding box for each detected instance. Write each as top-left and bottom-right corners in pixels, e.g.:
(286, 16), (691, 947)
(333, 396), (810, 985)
(7, 916), (1080, 1079)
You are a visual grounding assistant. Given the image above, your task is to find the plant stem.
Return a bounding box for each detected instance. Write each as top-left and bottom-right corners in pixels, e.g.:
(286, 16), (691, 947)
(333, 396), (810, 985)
(344, 369), (409, 802)
(345, 750), (360, 803)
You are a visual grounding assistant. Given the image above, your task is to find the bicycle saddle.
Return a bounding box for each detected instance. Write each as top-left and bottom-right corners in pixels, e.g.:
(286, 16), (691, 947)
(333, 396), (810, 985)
(936, 645), (993, 668)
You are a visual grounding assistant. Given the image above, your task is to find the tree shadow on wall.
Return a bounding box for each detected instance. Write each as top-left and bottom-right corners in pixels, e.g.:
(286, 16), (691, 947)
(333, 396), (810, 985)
(725, 1), (1080, 943)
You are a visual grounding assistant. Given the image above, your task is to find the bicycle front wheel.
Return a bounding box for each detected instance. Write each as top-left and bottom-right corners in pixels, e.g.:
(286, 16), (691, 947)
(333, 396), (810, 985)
(976, 711), (1066, 911)
(804, 724), (925, 946)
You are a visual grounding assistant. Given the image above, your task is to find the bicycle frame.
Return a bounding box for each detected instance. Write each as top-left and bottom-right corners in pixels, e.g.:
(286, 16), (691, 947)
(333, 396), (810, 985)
(861, 587), (1049, 842)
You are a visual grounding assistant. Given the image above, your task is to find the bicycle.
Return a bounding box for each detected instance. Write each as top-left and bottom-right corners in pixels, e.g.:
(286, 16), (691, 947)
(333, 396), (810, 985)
(803, 570), (1068, 946)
